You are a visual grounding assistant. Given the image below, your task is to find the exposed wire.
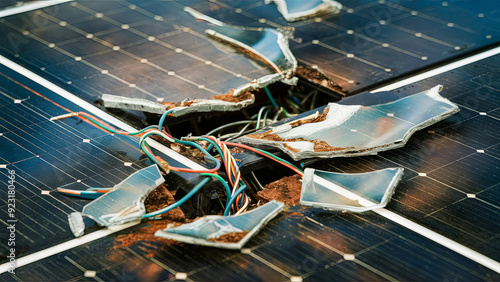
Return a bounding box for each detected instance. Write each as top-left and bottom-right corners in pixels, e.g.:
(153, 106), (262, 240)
(143, 177), (211, 218)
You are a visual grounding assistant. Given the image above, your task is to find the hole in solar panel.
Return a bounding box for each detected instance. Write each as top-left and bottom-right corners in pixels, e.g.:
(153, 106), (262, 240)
(300, 167), (403, 212)
(240, 85), (459, 160)
(266, 0), (343, 22)
(154, 200), (284, 249)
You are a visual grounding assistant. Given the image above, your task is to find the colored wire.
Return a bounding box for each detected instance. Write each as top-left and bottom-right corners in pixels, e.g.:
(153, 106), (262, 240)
(158, 109), (175, 132)
(200, 173), (231, 204)
(256, 106), (271, 129)
(205, 120), (255, 136)
(262, 108), (272, 127)
(222, 141), (303, 176)
(143, 177), (211, 218)
(224, 184), (247, 216)
(264, 87), (279, 108)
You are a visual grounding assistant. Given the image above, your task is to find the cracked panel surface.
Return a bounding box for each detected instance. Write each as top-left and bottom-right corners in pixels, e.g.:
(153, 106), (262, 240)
(241, 85), (459, 160)
(301, 167), (403, 212)
(155, 200), (284, 249)
(77, 165), (164, 228)
(185, 7), (298, 96)
(102, 92), (255, 116)
(267, 0), (342, 22)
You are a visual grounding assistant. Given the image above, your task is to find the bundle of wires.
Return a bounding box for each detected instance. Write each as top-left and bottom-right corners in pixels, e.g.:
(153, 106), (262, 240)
(52, 109), (303, 218)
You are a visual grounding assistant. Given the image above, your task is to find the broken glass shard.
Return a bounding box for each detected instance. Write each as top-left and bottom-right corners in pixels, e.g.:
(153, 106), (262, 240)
(185, 7), (298, 96)
(266, 0), (343, 22)
(154, 200), (285, 249)
(240, 85), (459, 160)
(301, 167), (404, 212)
(69, 165), (164, 235)
(68, 212), (85, 237)
(102, 92), (254, 116)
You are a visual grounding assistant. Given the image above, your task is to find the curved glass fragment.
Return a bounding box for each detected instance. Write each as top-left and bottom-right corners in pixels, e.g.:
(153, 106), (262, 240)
(241, 85), (459, 160)
(185, 7), (297, 96)
(267, 0), (343, 22)
(81, 165), (164, 227)
(154, 200), (285, 249)
(301, 167), (404, 212)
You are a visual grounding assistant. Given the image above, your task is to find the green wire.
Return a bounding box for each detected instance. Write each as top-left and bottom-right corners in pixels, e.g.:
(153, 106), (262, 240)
(81, 114), (153, 135)
(143, 177), (211, 218)
(200, 173), (231, 205)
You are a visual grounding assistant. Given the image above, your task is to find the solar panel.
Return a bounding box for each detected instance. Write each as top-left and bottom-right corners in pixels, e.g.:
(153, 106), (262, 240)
(185, 0), (500, 93)
(1, 0), (500, 280)
(0, 59), (205, 265)
(2, 49), (500, 280)
(0, 0), (276, 116)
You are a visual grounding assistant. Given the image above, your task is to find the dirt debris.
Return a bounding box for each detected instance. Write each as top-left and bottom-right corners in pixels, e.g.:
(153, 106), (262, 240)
(295, 66), (346, 95)
(212, 91), (253, 102)
(113, 183), (188, 249)
(258, 174), (302, 206)
(207, 231), (250, 243)
(289, 106), (329, 128)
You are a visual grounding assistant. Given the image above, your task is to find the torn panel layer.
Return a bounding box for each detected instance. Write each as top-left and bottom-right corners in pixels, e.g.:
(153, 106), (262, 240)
(301, 168), (404, 212)
(185, 7), (298, 96)
(266, 0), (343, 22)
(102, 92), (254, 116)
(68, 165), (164, 237)
(154, 200), (285, 249)
(240, 85), (459, 160)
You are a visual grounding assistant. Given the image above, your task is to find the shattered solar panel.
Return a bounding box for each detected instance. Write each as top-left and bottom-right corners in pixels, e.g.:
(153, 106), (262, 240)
(102, 92), (255, 116)
(68, 165), (164, 236)
(266, 0), (342, 22)
(185, 7), (298, 97)
(301, 167), (403, 212)
(154, 200), (284, 249)
(240, 85), (459, 160)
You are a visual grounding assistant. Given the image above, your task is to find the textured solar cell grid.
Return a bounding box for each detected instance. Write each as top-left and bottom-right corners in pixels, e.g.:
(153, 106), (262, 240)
(311, 52), (500, 262)
(3, 205), (499, 281)
(0, 63), (157, 261)
(2, 55), (500, 280)
(0, 0), (274, 108)
(0, 61), (220, 267)
(187, 0), (500, 93)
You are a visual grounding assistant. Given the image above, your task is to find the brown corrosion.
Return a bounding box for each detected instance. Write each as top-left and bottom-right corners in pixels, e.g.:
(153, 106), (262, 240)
(161, 101), (181, 110)
(257, 174), (302, 206)
(285, 138), (353, 152)
(295, 66), (346, 95)
(113, 183), (188, 249)
(289, 106), (330, 128)
(247, 130), (284, 141)
(212, 91), (253, 102)
(170, 143), (206, 162)
(207, 231), (250, 243)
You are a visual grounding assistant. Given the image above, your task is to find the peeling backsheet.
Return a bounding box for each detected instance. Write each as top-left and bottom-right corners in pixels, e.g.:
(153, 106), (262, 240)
(240, 85), (459, 160)
(154, 200), (285, 249)
(301, 168), (404, 212)
(266, 0), (343, 22)
(185, 7), (298, 97)
(67, 165), (164, 236)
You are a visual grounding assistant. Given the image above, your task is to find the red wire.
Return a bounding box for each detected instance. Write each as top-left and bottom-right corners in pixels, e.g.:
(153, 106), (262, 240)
(221, 141), (304, 176)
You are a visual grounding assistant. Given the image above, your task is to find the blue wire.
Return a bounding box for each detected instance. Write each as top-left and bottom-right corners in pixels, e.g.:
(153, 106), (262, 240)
(264, 87), (279, 108)
(224, 184), (247, 216)
(158, 109), (175, 131)
(142, 177), (211, 218)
